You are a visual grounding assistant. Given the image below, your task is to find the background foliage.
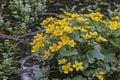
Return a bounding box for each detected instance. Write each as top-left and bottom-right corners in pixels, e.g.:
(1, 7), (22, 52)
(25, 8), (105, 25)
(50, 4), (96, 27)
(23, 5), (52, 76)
(0, 0), (120, 80)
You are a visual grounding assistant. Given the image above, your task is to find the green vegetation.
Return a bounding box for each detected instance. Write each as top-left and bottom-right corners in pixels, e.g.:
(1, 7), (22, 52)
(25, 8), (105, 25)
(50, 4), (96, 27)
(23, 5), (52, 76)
(0, 0), (120, 80)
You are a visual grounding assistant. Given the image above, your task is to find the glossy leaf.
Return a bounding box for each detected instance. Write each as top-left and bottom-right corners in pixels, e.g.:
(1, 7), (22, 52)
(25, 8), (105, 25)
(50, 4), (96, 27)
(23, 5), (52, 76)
(86, 50), (95, 64)
(59, 47), (78, 57)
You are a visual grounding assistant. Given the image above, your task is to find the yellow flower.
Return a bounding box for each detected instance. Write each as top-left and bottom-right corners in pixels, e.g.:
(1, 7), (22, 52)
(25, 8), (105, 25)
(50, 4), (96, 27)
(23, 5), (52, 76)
(90, 31), (98, 36)
(58, 58), (67, 65)
(45, 24), (55, 33)
(73, 60), (83, 71)
(41, 17), (55, 25)
(58, 14), (65, 19)
(44, 49), (50, 59)
(31, 45), (39, 53)
(98, 75), (104, 80)
(84, 25), (91, 29)
(30, 40), (37, 45)
(83, 33), (92, 39)
(68, 39), (76, 47)
(58, 41), (66, 49)
(63, 26), (73, 33)
(49, 43), (59, 52)
(77, 17), (87, 22)
(98, 71), (105, 80)
(99, 71), (105, 75)
(60, 35), (70, 43)
(88, 12), (104, 21)
(109, 21), (120, 30)
(100, 20), (108, 24)
(111, 16), (120, 20)
(37, 41), (45, 47)
(84, 14), (89, 17)
(61, 21), (69, 26)
(55, 20), (69, 26)
(33, 33), (42, 39)
(64, 11), (72, 16)
(31, 39), (45, 53)
(71, 13), (80, 19)
(53, 29), (63, 36)
(31, 33), (45, 53)
(96, 36), (107, 42)
(80, 28), (88, 32)
(62, 62), (73, 74)
(34, 33), (45, 41)
(73, 26), (81, 30)
(67, 17), (73, 21)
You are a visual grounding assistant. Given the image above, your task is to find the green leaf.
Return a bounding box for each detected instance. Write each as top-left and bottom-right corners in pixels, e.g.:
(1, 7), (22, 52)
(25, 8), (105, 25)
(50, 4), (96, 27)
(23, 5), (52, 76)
(80, 55), (89, 69)
(113, 29), (120, 37)
(93, 49), (104, 60)
(59, 47), (78, 57)
(70, 31), (82, 42)
(84, 61), (89, 69)
(33, 68), (44, 78)
(104, 63), (110, 72)
(63, 78), (71, 80)
(86, 50), (95, 64)
(40, 78), (49, 80)
(73, 75), (87, 80)
(110, 38), (120, 47)
(13, 15), (21, 19)
(93, 45), (104, 60)
(33, 66), (50, 78)
(83, 69), (96, 79)
(103, 50), (116, 62)
(52, 78), (61, 80)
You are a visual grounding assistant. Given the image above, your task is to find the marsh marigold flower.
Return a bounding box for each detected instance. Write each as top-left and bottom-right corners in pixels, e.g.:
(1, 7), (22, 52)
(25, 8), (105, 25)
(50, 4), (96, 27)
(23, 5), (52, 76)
(30, 40), (37, 45)
(111, 16), (120, 20)
(62, 62), (73, 74)
(109, 21), (120, 30)
(68, 39), (76, 47)
(58, 58), (67, 65)
(31, 33), (45, 53)
(88, 12), (104, 22)
(63, 26), (73, 33)
(99, 71), (105, 75)
(77, 17), (87, 22)
(71, 13), (80, 19)
(60, 35), (70, 43)
(83, 33), (92, 39)
(58, 14), (66, 19)
(44, 49), (50, 59)
(73, 60), (83, 71)
(64, 11), (72, 16)
(53, 29), (63, 36)
(73, 26), (81, 30)
(98, 71), (105, 80)
(31, 45), (40, 53)
(58, 41), (66, 49)
(99, 20), (108, 24)
(41, 17), (55, 25)
(33, 33), (45, 41)
(84, 25), (91, 29)
(80, 28), (88, 32)
(90, 31), (98, 36)
(96, 36), (107, 42)
(45, 24), (55, 33)
(49, 43), (59, 52)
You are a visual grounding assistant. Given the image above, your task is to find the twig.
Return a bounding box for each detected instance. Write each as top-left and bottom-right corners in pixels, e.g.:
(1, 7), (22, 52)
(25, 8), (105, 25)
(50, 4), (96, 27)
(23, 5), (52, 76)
(37, 13), (59, 17)
(0, 34), (29, 44)
(0, 30), (44, 44)
(18, 30), (44, 39)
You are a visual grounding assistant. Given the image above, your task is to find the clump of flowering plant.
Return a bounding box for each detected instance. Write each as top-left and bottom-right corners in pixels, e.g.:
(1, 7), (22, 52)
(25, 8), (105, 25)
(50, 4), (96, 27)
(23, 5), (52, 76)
(31, 12), (120, 79)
